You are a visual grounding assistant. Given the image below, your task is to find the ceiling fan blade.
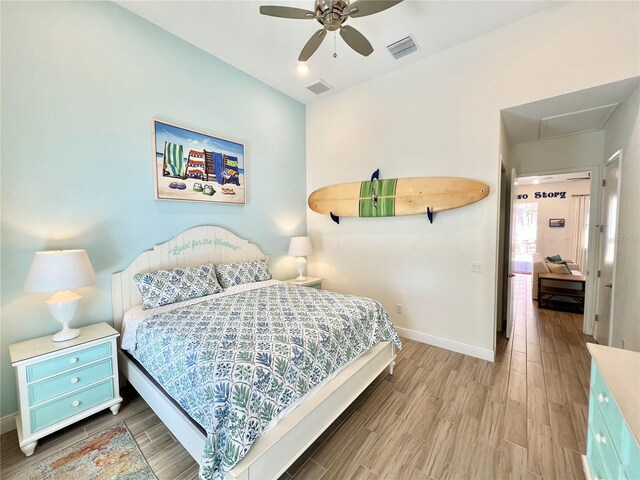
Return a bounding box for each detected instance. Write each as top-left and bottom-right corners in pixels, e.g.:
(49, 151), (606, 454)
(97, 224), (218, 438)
(259, 6), (315, 19)
(348, 0), (403, 18)
(339, 26), (374, 57)
(299, 29), (327, 61)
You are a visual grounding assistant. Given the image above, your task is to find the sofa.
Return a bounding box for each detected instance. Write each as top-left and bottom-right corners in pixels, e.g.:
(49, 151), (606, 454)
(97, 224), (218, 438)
(532, 253), (581, 300)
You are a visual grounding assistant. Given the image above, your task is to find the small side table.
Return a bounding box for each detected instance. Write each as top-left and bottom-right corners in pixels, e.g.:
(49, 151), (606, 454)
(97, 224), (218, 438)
(9, 322), (123, 456)
(285, 277), (323, 289)
(538, 273), (587, 313)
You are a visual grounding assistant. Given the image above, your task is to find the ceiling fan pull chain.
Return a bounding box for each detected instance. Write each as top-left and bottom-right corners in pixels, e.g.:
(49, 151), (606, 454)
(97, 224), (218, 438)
(333, 31), (337, 58)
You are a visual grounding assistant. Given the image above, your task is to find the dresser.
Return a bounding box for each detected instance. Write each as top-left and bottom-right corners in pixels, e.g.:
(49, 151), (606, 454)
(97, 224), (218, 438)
(585, 344), (640, 480)
(9, 322), (123, 456)
(285, 277), (323, 289)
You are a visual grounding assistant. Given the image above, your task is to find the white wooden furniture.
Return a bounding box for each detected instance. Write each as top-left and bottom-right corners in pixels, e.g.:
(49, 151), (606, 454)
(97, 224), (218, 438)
(284, 276), (323, 289)
(112, 226), (395, 480)
(9, 322), (122, 456)
(583, 344), (640, 480)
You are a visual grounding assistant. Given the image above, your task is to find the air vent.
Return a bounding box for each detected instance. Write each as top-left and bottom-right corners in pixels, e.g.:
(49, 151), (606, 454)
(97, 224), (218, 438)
(306, 80), (333, 95)
(387, 35), (418, 60)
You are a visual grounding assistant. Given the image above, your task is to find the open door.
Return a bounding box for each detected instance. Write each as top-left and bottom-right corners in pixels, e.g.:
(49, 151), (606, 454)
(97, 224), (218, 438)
(594, 151), (621, 345)
(505, 168), (517, 338)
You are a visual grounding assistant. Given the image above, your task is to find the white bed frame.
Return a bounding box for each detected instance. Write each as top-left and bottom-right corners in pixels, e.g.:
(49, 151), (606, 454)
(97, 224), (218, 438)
(112, 226), (396, 480)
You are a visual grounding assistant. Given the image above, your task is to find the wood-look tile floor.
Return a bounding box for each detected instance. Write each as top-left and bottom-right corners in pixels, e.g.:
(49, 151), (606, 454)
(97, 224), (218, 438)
(0, 275), (593, 479)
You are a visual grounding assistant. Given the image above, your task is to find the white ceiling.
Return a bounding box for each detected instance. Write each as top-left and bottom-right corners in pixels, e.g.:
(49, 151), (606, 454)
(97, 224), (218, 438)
(502, 77), (640, 144)
(116, 0), (557, 104)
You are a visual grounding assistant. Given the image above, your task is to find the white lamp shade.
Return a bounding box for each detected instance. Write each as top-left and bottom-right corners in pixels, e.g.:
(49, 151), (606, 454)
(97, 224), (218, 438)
(24, 250), (97, 293)
(288, 236), (313, 257)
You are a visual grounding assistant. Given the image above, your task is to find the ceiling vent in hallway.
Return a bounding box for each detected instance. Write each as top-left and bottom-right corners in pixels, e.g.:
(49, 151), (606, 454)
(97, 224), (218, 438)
(306, 80), (333, 95)
(387, 35), (418, 60)
(540, 103), (619, 139)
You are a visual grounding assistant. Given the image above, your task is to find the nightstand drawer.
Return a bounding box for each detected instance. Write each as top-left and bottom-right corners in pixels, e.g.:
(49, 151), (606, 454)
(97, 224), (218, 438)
(590, 392), (624, 479)
(591, 363), (625, 455)
(588, 429), (608, 480)
(26, 342), (111, 383)
(28, 358), (113, 406)
(30, 378), (114, 433)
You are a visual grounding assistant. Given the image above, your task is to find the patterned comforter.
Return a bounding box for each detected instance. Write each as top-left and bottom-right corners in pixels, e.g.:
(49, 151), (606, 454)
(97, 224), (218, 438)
(126, 281), (401, 479)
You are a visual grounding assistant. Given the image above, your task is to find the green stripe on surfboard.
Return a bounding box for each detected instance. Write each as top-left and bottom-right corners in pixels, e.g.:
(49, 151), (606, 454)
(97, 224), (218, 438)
(359, 179), (398, 217)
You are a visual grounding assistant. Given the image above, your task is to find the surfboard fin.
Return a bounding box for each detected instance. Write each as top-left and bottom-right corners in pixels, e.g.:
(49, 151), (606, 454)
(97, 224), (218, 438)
(427, 207), (434, 224)
(330, 212), (340, 224)
(370, 169), (380, 182)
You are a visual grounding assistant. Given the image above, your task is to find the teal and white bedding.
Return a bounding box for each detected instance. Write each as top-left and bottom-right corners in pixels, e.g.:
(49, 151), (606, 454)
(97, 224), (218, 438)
(121, 279), (401, 479)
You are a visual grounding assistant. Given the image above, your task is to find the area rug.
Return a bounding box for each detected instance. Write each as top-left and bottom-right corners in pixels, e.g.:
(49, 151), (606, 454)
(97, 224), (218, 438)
(7, 421), (156, 480)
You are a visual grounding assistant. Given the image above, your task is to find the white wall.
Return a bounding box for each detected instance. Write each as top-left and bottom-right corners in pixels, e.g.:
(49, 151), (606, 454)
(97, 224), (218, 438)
(306, 2), (639, 360)
(602, 86), (640, 351)
(0, 1), (306, 417)
(515, 180), (591, 261)
(511, 130), (605, 175)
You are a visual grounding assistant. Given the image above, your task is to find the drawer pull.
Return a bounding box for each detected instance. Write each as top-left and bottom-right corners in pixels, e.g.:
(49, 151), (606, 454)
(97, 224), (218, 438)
(69, 357), (78, 365)
(597, 392), (609, 404)
(70, 377), (79, 384)
(595, 432), (607, 444)
(72, 400), (80, 407)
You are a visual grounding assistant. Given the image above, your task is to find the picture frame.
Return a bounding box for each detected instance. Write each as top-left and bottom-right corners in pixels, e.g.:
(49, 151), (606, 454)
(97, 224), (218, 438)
(549, 218), (565, 228)
(152, 119), (245, 204)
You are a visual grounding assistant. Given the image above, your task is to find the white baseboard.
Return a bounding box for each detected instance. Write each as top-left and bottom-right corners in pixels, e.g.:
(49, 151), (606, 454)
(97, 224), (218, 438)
(395, 326), (495, 362)
(1, 412), (17, 434)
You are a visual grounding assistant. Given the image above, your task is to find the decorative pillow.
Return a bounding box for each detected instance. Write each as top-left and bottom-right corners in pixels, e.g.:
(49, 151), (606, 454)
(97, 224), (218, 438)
(547, 262), (572, 274)
(546, 254), (563, 263)
(215, 259), (271, 289)
(133, 264), (221, 309)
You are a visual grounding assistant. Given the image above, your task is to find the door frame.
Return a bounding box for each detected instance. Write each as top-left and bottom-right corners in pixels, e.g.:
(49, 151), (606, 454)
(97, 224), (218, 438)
(505, 168), (517, 338)
(594, 150), (622, 345)
(507, 165), (601, 335)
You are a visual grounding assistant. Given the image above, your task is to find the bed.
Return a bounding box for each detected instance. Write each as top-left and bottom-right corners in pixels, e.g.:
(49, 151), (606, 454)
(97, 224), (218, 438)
(112, 226), (399, 479)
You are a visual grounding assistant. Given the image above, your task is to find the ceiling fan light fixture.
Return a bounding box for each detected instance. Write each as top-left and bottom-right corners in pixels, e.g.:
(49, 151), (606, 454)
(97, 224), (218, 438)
(296, 62), (310, 76)
(260, 0), (404, 61)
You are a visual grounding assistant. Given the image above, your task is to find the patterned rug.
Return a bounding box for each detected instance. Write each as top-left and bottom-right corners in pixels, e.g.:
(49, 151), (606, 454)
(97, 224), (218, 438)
(7, 422), (156, 479)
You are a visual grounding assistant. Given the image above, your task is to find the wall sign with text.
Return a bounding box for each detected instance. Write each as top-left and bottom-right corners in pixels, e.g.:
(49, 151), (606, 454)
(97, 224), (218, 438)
(516, 191), (567, 200)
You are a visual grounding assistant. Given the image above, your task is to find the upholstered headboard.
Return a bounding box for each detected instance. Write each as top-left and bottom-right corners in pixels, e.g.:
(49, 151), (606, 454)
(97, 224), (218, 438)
(111, 225), (268, 331)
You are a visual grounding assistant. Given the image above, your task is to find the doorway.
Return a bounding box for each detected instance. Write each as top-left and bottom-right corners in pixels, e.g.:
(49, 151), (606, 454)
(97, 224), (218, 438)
(513, 202), (538, 274)
(502, 168), (597, 340)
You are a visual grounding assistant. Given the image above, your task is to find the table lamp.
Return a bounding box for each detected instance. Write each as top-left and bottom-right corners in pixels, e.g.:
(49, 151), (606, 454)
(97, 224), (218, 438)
(288, 236), (313, 281)
(24, 250), (96, 342)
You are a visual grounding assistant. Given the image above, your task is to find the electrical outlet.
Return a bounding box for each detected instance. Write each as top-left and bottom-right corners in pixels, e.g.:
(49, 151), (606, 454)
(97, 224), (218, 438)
(471, 261), (483, 273)
(396, 304), (402, 314)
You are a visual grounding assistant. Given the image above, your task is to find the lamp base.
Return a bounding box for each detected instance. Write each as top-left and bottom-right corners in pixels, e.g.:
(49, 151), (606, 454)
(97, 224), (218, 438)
(295, 257), (307, 282)
(47, 290), (81, 343)
(52, 327), (81, 342)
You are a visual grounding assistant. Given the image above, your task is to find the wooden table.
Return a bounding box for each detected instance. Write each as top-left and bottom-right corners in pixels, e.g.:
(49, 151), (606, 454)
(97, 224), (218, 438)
(538, 272), (587, 313)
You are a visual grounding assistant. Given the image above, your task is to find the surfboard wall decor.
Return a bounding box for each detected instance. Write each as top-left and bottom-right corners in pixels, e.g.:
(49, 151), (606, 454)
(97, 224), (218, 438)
(308, 169), (490, 224)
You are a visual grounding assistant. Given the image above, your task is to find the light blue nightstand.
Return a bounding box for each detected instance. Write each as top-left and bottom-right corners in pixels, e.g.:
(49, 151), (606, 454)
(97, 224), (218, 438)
(585, 344), (639, 480)
(9, 322), (122, 456)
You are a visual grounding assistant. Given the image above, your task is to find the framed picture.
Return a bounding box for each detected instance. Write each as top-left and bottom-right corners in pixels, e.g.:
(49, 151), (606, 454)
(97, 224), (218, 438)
(153, 119), (245, 204)
(549, 218), (565, 228)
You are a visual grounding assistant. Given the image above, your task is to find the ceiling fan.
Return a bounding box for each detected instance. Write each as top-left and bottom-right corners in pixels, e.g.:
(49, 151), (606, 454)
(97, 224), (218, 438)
(259, 0), (403, 61)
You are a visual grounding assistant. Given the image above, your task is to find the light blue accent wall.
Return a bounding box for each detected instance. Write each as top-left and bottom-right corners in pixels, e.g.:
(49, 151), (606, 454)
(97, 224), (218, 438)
(0, 1), (306, 416)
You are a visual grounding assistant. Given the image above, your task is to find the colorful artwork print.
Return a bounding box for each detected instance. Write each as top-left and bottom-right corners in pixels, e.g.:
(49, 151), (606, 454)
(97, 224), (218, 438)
(153, 120), (245, 204)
